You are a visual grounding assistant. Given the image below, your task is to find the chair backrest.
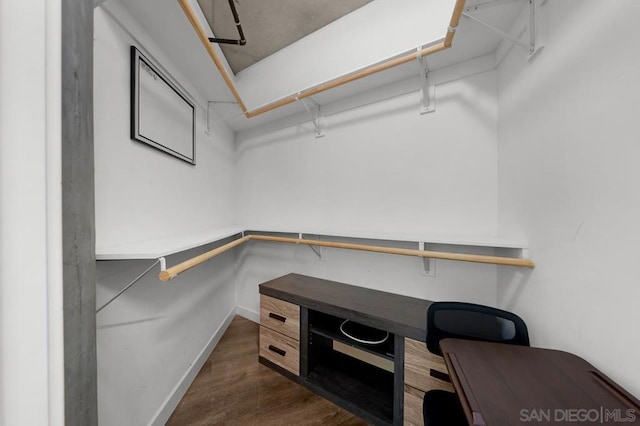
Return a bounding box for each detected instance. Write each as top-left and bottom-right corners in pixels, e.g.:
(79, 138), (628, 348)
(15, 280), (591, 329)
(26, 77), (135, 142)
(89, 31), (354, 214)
(426, 301), (530, 356)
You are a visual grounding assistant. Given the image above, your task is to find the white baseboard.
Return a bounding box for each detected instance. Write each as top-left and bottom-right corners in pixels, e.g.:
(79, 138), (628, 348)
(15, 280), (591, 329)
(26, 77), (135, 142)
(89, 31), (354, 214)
(148, 307), (236, 426)
(236, 305), (259, 323)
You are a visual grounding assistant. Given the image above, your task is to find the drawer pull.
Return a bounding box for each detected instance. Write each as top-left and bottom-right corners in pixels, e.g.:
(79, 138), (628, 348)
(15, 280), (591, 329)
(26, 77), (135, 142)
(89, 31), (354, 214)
(268, 345), (286, 357)
(268, 312), (287, 322)
(430, 368), (451, 383)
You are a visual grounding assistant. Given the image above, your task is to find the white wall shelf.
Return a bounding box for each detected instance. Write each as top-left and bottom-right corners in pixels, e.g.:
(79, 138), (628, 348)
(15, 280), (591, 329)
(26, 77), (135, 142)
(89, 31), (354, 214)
(98, 224), (530, 279)
(244, 226), (528, 250)
(96, 225), (244, 260)
(159, 227), (533, 281)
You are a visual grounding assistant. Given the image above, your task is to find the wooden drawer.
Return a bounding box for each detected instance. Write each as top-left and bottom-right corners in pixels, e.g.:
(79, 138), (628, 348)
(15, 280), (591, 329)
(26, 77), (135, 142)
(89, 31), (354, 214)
(260, 294), (300, 340)
(259, 326), (300, 375)
(404, 384), (425, 426)
(404, 337), (454, 393)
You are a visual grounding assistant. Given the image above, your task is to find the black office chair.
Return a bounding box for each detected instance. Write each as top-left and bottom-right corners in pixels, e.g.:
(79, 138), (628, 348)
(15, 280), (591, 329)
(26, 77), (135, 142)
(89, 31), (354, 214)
(422, 302), (530, 426)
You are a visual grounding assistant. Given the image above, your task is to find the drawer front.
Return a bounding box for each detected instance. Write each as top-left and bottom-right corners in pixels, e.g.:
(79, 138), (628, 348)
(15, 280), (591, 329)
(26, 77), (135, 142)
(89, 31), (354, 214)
(260, 294), (300, 340)
(404, 337), (453, 393)
(403, 384), (425, 426)
(259, 326), (300, 375)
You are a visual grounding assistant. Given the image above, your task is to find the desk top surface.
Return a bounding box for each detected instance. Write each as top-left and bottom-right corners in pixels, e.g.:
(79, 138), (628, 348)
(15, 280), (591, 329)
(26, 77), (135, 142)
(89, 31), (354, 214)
(259, 273), (433, 341)
(440, 339), (640, 425)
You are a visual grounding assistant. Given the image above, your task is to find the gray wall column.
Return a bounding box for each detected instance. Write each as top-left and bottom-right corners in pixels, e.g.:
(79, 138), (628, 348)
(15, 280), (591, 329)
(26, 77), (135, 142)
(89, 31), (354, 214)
(62, 0), (97, 424)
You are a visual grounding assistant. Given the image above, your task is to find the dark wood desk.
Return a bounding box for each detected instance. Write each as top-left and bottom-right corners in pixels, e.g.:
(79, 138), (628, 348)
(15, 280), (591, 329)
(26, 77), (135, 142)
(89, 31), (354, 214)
(440, 339), (640, 425)
(260, 273), (433, 341)
(258, 273), (445, 425)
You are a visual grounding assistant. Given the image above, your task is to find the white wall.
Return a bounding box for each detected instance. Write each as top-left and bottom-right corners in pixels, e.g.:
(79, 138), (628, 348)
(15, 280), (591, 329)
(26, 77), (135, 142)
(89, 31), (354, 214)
(235, 68), (502, 316)
(0, 1), (64, 425)
(94, 4), (239, 425)
(497, 0), (640, 397)
(94, 2), (236, 252)
(237, 70), (499, 238)
(96, 248), (237, 426)
(236, 241), (501, 322)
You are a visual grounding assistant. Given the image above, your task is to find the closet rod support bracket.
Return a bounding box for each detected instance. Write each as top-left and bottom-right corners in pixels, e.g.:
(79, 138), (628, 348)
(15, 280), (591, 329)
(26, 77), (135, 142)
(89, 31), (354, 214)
(419, 242), (435, 276)
(417, 53), (435, 115)
(300, 97), (325, 138)
(463, 0), (543, 57)
(527, 0), (544, 59)
(462, 12), (530, 51)
(300, 233), (324, 260)
(96, 258), (163, 313)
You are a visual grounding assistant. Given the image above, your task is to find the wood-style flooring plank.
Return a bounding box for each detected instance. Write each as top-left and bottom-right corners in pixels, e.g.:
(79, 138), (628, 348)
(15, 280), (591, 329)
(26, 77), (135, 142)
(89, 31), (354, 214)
(167, 316), (367, 426)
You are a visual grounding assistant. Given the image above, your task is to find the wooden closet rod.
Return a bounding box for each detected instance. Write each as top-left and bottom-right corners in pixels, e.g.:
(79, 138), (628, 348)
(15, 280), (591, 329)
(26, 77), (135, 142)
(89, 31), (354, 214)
(250, 235), (535, 268)
(177, 0), (248, 112)
(159, 233), (534, 281)
(159, 235), (250, 281)
(177, 0), (467, 119)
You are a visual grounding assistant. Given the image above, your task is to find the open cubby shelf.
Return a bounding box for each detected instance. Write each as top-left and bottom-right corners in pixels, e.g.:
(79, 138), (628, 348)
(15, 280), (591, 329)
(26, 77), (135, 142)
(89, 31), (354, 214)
(306, 309), (396, 424)
(308, 310), (395, 361)
(307, 346), (394, 424)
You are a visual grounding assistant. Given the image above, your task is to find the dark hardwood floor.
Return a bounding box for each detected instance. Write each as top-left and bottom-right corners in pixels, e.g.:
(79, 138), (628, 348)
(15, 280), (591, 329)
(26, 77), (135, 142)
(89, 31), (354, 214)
(167, 316), (367, 425)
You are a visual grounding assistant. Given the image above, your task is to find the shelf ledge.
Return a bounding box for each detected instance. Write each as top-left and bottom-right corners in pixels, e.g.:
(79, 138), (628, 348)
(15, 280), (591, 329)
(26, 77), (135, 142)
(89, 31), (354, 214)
(95, 225), (244, 260)
(244, 226), (528, 250)
(158, 229), (534, 282)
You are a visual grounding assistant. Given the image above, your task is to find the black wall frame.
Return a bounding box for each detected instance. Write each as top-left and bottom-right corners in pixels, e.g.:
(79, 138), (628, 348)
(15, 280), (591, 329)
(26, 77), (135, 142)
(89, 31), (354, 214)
(130, 46), (196, 165)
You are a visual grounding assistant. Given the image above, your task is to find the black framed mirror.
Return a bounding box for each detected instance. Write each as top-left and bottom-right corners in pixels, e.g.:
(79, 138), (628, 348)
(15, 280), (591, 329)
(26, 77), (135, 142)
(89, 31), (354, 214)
(130, 46), (195, 165)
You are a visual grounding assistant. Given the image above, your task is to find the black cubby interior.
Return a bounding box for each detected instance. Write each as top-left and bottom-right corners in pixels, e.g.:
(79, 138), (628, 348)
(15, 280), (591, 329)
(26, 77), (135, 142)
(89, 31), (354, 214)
(307, 309), (395, 425)
(308, 310), (395, 359)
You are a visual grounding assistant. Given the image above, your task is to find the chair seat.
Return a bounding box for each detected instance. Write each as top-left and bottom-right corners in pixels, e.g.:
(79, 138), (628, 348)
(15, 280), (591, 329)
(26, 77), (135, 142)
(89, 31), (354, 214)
(423, 389), (468, 426)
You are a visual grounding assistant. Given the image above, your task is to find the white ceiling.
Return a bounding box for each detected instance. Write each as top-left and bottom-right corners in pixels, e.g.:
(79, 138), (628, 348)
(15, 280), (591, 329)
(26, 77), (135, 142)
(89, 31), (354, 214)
(115, 0), (526, 132)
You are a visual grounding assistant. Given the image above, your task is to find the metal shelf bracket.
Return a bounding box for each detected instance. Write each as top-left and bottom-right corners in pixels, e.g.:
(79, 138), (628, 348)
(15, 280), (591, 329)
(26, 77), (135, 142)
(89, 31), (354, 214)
(417, 49), (435, 114)
(299, 96), (325, 138)
(419, 242), (435, 276)
(96, 257), (165, 313)
(300, 233), (324, 259)
(462, 0), (540, 56)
